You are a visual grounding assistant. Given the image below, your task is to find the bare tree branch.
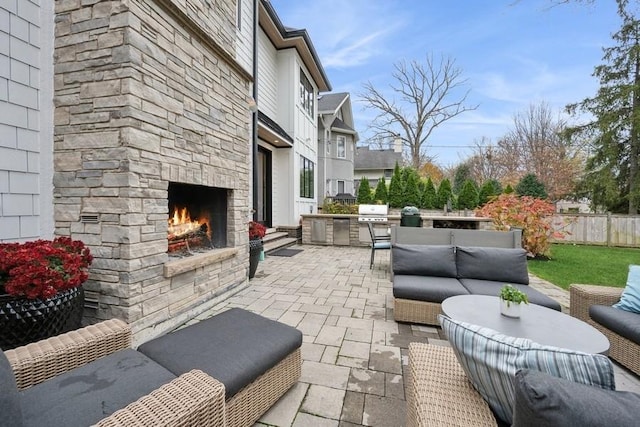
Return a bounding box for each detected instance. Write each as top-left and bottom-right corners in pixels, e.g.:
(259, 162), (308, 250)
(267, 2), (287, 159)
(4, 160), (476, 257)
(359, 54), (478, 169)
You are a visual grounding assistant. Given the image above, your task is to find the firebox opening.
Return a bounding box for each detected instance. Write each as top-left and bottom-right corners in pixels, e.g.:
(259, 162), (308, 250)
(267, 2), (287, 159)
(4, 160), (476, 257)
(168, 182), (228, 254)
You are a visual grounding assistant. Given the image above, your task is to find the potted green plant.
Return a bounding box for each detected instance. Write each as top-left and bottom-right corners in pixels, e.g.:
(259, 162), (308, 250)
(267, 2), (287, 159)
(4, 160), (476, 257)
(0, 237), (93, 349)
(499, 284), (529, 318)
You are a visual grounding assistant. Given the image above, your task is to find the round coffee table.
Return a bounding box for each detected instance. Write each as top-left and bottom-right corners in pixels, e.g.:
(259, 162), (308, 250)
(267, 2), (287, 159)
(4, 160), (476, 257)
(441, 295), (610, 355)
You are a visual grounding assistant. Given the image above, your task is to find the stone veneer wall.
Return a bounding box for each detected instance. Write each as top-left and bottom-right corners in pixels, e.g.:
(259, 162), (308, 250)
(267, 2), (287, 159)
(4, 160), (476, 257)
(53, 0), (252, 343)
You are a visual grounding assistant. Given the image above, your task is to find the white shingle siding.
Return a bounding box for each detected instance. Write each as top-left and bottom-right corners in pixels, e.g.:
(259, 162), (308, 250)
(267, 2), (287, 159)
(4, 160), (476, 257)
(257, 28), (277, 118)
(235, 0), (253, 74)
(0, 0), (54, 241)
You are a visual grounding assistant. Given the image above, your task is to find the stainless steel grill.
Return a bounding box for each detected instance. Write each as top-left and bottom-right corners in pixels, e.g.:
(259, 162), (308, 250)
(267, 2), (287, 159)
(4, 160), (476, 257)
(358, 204), (388, 223)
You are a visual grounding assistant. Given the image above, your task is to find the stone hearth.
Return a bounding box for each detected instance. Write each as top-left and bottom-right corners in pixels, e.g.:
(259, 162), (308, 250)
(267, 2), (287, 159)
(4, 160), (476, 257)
(53, 0), (252, 342)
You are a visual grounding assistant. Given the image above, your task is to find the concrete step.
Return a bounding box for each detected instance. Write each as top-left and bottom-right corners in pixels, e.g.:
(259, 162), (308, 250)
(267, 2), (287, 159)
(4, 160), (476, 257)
(264, 237), (298, 253)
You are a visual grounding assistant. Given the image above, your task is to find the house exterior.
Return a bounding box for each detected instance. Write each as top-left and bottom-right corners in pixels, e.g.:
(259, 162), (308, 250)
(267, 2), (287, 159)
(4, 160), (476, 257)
(255, 0), (331, 227)
(317, 92), (359, 204)
(354, 143), (403, 191)
(1, 0), (258, 343)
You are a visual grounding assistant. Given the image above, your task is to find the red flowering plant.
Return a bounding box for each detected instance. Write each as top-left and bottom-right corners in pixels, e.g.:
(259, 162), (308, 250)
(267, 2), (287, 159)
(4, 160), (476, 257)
(0, 237), (93, 300)
(249, 221), (267, 240)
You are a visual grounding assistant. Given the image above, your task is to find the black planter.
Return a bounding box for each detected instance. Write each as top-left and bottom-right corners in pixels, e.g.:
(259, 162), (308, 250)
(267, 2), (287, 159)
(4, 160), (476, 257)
(249, 239), (263, 279)
(0, 287), (84, 350)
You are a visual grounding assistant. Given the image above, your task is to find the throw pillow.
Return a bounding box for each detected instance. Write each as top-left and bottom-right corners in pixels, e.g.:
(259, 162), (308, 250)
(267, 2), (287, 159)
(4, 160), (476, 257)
(439, 315), (615, 425)
(391, 244), (456, 277)
(513, 369), (640, 427)
(455, 246), (529, 284)
(613, 265), (640, 314)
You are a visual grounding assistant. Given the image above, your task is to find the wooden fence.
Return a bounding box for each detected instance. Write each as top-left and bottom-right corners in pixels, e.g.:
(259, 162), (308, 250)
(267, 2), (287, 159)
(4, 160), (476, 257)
(551, 213), (640, 247)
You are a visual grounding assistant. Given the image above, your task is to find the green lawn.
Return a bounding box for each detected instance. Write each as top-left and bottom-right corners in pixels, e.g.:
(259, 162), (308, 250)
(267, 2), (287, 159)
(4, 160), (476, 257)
(527, 244), (640, 290)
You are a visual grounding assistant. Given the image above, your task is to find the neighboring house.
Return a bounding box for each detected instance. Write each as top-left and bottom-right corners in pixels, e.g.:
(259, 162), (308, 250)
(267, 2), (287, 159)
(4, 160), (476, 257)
(317, 92), (359, 205)
(354, 142), (403, 191)
(255, 0), (331, 227)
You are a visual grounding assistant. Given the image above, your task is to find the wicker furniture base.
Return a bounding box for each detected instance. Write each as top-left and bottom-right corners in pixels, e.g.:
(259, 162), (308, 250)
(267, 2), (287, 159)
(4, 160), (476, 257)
(4, 320), (226, 426)
(226, 348), (301, 427)
(394, 298), (443, 325)
(570, 284), (640, 376)
(407, 343), (497, 427)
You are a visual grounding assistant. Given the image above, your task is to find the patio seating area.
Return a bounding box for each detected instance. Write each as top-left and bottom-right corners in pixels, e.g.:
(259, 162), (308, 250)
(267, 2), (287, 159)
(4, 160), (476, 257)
(190, 244), (640, 426)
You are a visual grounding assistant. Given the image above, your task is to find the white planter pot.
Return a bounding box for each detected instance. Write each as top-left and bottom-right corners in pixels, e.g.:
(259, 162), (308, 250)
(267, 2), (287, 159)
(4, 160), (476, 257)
(500, 299), (522, 318)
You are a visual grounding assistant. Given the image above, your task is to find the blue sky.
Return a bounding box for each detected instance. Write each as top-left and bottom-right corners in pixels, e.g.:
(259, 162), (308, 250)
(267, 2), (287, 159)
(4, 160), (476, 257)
(269, 0), (621, 167)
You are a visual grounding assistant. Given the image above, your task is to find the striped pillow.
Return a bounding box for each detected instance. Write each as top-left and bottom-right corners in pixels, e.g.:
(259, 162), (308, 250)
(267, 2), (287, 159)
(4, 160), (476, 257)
(439, 315), (615, 425)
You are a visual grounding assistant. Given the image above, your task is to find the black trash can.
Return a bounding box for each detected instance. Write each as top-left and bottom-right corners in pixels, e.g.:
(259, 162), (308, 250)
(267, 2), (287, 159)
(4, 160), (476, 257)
(400, 206), (422, 227)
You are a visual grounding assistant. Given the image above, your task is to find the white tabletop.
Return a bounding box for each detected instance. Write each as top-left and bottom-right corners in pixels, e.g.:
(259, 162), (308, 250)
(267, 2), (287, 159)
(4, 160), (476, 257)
(442, 295), (610, 355)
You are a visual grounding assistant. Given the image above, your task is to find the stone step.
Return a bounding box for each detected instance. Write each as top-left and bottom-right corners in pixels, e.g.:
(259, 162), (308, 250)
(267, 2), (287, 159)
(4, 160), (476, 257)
(264, 237), (298, 254)
(263, 231), (289, 243)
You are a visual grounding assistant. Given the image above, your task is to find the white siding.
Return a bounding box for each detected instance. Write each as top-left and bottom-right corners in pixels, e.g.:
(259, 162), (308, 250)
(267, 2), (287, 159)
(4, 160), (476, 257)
(234, 0), (254, 74)
(257, 29), (277, 118)
(0, 0), (53, 242)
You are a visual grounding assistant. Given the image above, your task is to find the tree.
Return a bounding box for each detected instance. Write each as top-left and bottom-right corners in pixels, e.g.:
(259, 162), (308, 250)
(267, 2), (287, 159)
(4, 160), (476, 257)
(458, 179), (480, 210)
(504, 184), (515, 194)
(403, 170), (421, 207)
(566, 1), (640, 214)
(373, 176), (388, 204)
(421, 177), (437, 209)
(436, 178), (453, 210)
(360, 54), (478, 170)
(388, 163), (404, 208)
(478, 179), (502, 205)
(516, 173), (548, 199)
(418, 161), (444, 183)
(357, 177), (373, 204)
(453, 163), (473, 194)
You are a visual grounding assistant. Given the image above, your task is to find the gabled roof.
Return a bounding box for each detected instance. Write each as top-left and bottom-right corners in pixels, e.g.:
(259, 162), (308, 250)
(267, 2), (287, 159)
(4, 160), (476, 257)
(331, 117), (356, 134)
(259, 0), (331, 92)
(318, 92), (349, 114)
(354, 146), (402, 170)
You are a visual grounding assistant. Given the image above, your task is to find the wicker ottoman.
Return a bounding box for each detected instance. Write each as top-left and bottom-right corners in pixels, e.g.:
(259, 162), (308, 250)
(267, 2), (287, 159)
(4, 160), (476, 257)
(138, 308), (302, 427)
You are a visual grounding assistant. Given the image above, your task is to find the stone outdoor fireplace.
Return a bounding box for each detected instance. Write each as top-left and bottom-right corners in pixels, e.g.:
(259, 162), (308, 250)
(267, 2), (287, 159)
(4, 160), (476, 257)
(52, 0), (253, 343)
(167, 183), (229, 253)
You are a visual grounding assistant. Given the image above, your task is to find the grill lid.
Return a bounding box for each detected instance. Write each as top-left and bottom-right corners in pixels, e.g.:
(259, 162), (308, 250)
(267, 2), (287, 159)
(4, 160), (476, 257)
(358, 204), (389, 222)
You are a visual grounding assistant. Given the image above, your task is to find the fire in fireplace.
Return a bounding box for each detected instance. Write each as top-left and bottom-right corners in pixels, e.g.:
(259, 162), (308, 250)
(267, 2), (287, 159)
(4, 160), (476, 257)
(167, 182), (228, 254)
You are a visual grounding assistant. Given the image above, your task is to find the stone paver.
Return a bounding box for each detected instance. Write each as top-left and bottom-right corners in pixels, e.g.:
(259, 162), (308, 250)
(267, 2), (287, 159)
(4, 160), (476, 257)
(183, 244), (640, 427)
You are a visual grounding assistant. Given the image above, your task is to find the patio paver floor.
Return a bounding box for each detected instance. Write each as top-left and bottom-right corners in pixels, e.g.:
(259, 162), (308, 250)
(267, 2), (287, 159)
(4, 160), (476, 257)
(189, 244), (640, 427)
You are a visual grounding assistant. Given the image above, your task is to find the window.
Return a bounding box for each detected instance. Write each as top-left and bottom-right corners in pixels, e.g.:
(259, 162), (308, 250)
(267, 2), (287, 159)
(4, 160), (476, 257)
(300, 156), (314, 198)
(384, 169), (393, 178)
(299, 69), (314, 116)
(338, 180), (345, 194)
(337, 136), (346, 158)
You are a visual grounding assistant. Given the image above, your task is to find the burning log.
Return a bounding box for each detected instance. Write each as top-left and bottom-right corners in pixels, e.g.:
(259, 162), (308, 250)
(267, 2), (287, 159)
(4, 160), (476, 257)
(168, 228), (212, 253)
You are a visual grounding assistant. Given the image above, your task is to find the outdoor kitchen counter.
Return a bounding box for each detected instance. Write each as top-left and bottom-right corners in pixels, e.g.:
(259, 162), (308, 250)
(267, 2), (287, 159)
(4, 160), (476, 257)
(300, 214), (495, 247)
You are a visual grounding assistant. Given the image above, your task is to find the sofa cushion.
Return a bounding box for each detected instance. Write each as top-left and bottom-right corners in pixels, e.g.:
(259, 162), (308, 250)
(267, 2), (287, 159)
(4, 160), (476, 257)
(393, 275), (469, 302)
(513, 369), (640, 427)
(138, 307), (302, 399)
(20, 349), (176, 427)
(613, 265), (640, 314)
(456, 246), (529, 285)
(590, 304), (640, 344)
(0, 350), (23, 427)
(439, 315), (615, 425)
(392, 244), (457, 277)
(458, 279), (562, 311)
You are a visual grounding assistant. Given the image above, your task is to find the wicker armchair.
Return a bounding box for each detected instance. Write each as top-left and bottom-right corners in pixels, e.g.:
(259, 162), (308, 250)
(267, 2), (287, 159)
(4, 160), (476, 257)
(407, 343), (497, 427)
(569, 284), (640, 376)
(4, 319), (226, 426)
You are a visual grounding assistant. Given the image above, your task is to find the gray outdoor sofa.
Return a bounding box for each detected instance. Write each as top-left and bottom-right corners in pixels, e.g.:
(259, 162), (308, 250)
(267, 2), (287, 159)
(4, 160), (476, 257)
(1, 308), (302, 427)
(393, 244), (562, 325)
